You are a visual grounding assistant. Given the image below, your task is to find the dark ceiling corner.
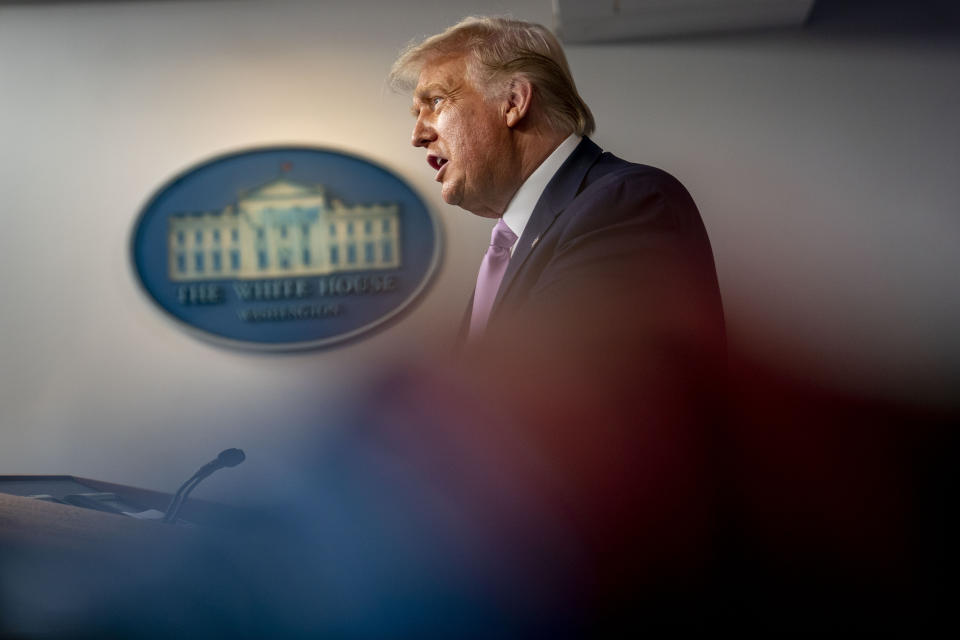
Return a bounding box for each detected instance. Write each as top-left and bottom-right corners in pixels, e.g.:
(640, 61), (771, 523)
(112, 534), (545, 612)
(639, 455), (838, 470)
(807, 0), (960, 35)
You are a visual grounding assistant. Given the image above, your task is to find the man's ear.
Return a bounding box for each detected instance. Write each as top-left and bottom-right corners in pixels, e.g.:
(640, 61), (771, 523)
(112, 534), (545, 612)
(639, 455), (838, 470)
(504, 77), (533, 128)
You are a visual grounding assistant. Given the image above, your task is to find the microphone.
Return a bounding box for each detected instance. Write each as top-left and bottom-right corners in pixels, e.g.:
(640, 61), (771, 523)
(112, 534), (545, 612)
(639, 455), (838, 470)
(194, 448), (246, 480)
(163, 448), (246, 524)
(216, 448), (246, 467)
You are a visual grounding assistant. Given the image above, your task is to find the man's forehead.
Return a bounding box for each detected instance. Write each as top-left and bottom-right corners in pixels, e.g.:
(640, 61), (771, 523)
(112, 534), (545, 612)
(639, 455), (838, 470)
(413, 54), (468, 96)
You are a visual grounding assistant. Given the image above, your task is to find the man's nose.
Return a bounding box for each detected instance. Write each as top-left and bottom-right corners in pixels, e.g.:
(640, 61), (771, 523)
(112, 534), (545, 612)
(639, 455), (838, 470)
(411, 117), (436, 148)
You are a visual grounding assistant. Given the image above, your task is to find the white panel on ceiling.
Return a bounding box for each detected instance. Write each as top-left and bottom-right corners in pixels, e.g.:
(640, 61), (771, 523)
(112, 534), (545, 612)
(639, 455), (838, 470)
(554, 0), (817, 42)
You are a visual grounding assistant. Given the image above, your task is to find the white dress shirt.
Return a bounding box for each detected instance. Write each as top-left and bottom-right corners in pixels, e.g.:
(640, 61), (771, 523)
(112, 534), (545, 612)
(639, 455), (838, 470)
(500, 133), (582, 253)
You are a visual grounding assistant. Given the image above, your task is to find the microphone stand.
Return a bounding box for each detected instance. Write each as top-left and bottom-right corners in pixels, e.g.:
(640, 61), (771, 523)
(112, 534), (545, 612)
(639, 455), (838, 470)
(163, 449), (245, 524)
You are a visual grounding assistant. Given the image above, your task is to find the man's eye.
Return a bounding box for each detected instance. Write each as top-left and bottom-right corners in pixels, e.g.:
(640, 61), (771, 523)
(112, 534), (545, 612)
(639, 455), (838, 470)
(432, 96), (443, 107)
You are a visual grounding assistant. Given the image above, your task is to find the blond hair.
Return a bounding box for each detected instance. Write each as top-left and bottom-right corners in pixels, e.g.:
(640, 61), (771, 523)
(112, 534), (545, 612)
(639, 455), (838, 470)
(390, 16), (595, 137)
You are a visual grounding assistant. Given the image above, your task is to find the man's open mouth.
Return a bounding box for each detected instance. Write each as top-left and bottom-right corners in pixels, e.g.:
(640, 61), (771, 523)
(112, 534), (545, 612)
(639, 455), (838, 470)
(427, 154), (449, 181)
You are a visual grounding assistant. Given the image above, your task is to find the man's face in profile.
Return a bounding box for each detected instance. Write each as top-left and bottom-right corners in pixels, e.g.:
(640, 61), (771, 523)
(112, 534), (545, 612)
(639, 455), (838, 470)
(409, 54), (514, 219)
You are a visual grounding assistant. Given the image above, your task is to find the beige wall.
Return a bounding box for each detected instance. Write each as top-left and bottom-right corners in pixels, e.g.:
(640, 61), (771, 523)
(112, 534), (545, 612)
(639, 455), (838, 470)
(1, 0), (957, 499)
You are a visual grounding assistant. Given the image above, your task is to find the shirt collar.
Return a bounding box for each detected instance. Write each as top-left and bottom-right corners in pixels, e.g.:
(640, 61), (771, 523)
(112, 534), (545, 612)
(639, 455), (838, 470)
(501, 133), (582, 252)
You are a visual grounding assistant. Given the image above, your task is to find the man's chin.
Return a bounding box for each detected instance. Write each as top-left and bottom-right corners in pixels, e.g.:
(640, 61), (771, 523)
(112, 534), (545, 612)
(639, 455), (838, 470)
(440, 187), (497, 218)
(440, 185), (462, 208)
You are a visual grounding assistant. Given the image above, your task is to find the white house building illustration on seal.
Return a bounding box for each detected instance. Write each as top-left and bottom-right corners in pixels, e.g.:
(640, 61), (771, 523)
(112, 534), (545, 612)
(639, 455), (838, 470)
(168, 177), (401, 281)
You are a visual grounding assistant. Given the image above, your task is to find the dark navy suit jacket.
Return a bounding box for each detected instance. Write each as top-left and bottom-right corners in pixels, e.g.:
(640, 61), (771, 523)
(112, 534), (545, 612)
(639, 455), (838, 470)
(462, 136), (725, 358)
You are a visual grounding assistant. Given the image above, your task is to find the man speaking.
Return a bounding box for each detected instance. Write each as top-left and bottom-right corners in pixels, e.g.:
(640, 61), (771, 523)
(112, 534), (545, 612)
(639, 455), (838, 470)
(390, 16), (725, 354)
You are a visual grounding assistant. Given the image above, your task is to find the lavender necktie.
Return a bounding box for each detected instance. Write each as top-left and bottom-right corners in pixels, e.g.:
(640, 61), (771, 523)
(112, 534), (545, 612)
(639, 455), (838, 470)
(469, 218), (518, 340)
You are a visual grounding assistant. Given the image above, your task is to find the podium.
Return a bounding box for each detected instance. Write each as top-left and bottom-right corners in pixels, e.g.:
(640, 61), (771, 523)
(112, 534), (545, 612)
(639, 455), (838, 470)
(0, 475), (259, 637)
(0, 474), (247, 528)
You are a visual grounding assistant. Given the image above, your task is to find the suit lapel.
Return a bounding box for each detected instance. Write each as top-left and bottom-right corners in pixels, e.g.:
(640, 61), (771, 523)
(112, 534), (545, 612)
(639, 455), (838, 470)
(491, 137), (604, 314)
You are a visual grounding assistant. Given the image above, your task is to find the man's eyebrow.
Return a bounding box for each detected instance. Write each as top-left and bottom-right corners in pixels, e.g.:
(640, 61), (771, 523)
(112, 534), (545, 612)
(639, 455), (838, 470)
(413, 82), (447, 101)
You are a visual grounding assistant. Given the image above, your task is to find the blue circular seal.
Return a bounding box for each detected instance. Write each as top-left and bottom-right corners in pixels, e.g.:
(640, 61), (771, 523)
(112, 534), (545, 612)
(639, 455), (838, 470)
(131, 146), (441, 350)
